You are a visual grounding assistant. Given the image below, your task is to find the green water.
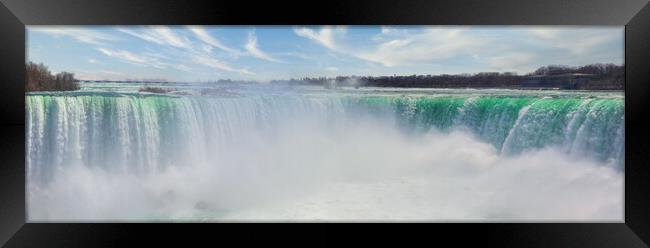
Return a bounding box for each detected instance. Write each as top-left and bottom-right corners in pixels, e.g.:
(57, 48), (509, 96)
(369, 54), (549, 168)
(26, 88), (625, 184)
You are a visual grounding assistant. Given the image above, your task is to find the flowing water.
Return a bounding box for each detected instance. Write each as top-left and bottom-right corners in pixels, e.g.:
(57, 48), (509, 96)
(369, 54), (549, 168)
(26, 82), (624, 221)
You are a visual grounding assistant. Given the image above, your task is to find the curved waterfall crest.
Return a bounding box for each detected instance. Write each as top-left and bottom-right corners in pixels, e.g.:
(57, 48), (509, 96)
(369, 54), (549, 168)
(26, 92), (624, 184)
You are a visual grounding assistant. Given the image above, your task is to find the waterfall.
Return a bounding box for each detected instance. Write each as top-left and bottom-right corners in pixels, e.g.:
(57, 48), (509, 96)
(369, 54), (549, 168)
(25, 90), (624, 221)
(26, 93), (624, 184)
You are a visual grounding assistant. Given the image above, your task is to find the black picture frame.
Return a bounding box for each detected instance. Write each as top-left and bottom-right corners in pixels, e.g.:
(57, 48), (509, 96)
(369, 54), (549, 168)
(1, 0), (649, 247)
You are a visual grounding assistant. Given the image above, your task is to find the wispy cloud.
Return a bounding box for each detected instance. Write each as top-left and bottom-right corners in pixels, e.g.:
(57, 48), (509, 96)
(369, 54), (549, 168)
(96, 48), (168, 69)
(31, 27), (119, 45)
(294, 26), (483, 67)
(276, 52), (312, 60)
(528, 28), (561, 39)
(293, 26), (344, 51)
(527, 27), (622, 55)
(97, 47), (199, 74)
(118, 26), (192, 49)
(174, 64), (193, 72)
(97, 48), (148, 63)
(72, 70), (127, 81)
(357, 28), (483, 66)
(29, 26), (624, 80)
(487, 53), (536, 72)
(245, 32), (281, 62)
(192, 54), (254, 75)
(325, 66), (338, 72)
(74, 70), (170, 82)
(187, 26), (241, 55)
(116, 26), (255, 75)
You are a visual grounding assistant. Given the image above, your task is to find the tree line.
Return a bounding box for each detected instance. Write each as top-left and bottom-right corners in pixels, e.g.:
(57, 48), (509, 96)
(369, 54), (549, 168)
(276, 63), (624, 90)
(26, 62), (624, 91)
(530, 63), (624, 76)
(26, 62), (79, 92)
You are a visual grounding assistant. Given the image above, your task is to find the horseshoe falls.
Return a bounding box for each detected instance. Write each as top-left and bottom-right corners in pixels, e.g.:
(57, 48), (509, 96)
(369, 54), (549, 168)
(26, 85), (624, 221)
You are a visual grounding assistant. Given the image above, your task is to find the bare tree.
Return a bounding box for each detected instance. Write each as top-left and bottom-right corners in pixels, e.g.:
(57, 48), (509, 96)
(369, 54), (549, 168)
(26, 62), (79, 92)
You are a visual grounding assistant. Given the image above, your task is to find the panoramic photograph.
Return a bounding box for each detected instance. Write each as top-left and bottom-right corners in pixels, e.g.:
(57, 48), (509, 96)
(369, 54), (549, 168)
(26, 26), (624, 221)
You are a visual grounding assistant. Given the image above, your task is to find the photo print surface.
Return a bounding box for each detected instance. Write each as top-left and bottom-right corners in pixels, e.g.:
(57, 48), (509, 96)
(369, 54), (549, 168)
(26, 26), (624, 221)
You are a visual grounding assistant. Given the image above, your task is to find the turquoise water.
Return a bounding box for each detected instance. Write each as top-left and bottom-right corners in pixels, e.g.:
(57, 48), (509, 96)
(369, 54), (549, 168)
(26, 84), (624, 184)
(25, 83), (625, 221)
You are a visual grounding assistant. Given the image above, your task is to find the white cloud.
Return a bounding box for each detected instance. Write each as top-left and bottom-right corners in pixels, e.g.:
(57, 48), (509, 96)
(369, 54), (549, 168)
(244, 32), (281, 62)
(174, 64), (192, 72)
(375, 26), (409, 39)
(31, 27), (118, 45)
(527, 27), (622, 55)
(31, 26), (623, 80)
(326, 66), (338, 72)
(97, 47), (200, 73)
(276, 52), (311, 60)
(117, 26), (253, 75)
(97, 48), (147, 63)
(72, 70), (127, 81)
(96, 48), (168, 69)
(118, 26), (191, 49)
(293, 26), (344, 51)
(295, 26), (484, 67)
(294, 26), (622, 71)
(528, 28), (561, 39)
(187, 26), (241, 55)
(487, 53), (536, 72)
(192, 54), (253, 75)
(381, 27), (395, 35)
(201, 44), (214, 53)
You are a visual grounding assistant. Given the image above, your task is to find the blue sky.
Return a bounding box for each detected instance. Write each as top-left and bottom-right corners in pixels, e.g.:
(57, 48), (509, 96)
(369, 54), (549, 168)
(27, 26), (623, 82)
